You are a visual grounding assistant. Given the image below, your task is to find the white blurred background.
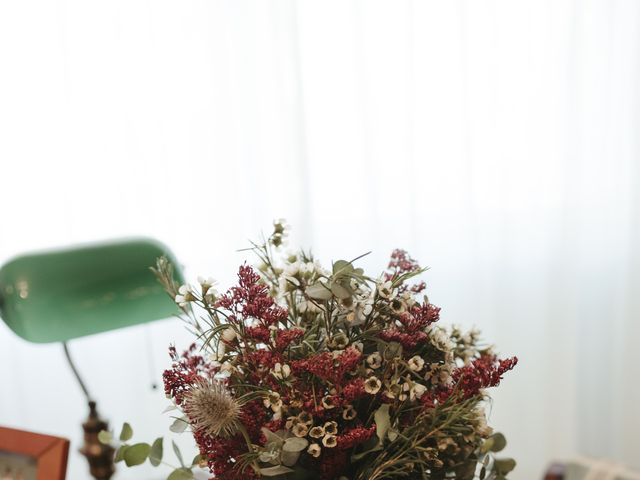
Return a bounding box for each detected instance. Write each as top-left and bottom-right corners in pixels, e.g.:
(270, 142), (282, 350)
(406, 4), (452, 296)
(1, 0), (640, 478)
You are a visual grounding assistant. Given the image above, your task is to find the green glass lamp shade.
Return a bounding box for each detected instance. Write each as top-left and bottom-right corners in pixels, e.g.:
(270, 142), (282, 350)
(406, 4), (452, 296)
(0, 238), (183, 343)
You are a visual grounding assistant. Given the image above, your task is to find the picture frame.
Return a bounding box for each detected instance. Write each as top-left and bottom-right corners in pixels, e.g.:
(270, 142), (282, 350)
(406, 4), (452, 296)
(0, 427), (69, 480)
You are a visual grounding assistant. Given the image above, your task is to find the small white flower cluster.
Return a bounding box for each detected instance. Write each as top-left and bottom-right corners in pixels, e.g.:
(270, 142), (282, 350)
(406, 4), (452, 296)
(366, 352), (382, 369)
(424, 361), (454, 387)
(198, 276), (218, 302)
(174, 285), (194, 308)
(408, 355), (425, 372)
(363, 373), (428, 401)
(344, 281), (374, 326)
(283, 413), (340, 457)
(278, 254), (327, 299)
(376, 279), (397, 300)
(429, 325), (455, 353)
(451, 326), (483, 364)
(270, 219), (290, 248)
(271, 362), (291, 381)
(174, 276), (218, 308)
(263, 391), (284, 420)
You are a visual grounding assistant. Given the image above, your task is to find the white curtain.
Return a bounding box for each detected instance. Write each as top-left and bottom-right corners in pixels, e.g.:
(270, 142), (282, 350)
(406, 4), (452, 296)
(1, 1), (640, 478)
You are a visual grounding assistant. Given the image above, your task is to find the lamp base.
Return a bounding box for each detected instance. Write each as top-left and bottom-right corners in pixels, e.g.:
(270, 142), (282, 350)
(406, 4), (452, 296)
(79, 401), (115, 480)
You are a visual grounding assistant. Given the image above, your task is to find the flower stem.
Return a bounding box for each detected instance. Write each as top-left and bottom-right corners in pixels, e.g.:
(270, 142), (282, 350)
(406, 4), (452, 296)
(237, 424), (260, 474)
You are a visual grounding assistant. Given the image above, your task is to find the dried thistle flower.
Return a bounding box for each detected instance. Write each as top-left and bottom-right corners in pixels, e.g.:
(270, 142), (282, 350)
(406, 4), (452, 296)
(183, 378), (241, 438)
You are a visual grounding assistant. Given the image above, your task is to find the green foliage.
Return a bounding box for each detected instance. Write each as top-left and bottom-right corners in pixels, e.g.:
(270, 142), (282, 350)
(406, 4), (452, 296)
(481, 432), (507, 454)
(167, 468), (194, 480)
(123, 443), (151, 467)
(172, 440), (186, 468)
(169, 417), (189, 434)
(280, 437), (308, 467)
(258, 465), (295, 476)
(150, 438), (164, 467)
(282, 437), (308, 452)
(305, 255), (369, 301)
(119, 422), (133, 442)
(305, 282), (332, 300)
(100, 422), (198, 477)
(114, 445), (127, 463)
(374, 404), (391, 443)
(493, 458), (517, 477)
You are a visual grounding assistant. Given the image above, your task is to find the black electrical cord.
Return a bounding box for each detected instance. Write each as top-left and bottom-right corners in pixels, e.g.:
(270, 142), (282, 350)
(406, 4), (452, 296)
(62, 341), (93, 402)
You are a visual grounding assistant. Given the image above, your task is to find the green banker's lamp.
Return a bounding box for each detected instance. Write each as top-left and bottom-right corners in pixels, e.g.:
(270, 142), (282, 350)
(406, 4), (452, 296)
(0, 239), (183, 480)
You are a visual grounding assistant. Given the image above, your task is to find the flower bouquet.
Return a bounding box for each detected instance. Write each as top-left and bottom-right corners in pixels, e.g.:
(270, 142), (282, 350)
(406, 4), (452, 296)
(102, 221), (517, 480)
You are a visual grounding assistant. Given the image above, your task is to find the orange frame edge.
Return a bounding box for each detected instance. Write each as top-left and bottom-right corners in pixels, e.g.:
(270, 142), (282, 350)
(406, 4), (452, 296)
(0, 426), (69, 480)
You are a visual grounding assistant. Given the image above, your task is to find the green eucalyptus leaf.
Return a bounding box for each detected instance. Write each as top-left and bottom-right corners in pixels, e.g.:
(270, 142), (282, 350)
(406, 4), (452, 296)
(480, 437), (495, 454)
(494, 458), (517, 475)
(306, 282), (333, 300)
(115, 445), (128, 463)
(332, 260), (351, 275)
(280, 450), (301, 467)
(123, 443), (151, 467)
(167, 468), (194, 480)
(259, 465), (295, 476)
(330, 282), (352, 299)
(119, 422), (133, 442)
(261, 428), (285, 447)
(97, 430), (112, 445)
(172, 440), (185, 468)
(374, 404), (391, 443)
(283, 437), (308, 452)
(489, 433), (507, 452)
(191, 454), (204, 467)
(169, 417), (189, 434)
(149, 437), (163, 467)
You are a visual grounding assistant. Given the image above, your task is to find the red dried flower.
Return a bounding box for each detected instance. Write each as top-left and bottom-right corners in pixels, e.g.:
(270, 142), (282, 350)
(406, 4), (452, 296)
(274, 328), (305, 351)
(388, 249), (422, 274)
(341, 378), (367, 403)
(216, 265), (288, 328)
(451, 354), (519, 399)
(336, 425), (376, 449)
(292, 347), (361, 385)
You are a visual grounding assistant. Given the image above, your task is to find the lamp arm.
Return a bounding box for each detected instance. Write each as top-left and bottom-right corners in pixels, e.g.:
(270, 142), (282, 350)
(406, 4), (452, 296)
(62, 342), (93, 402)
(62, 343), (115, 479)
